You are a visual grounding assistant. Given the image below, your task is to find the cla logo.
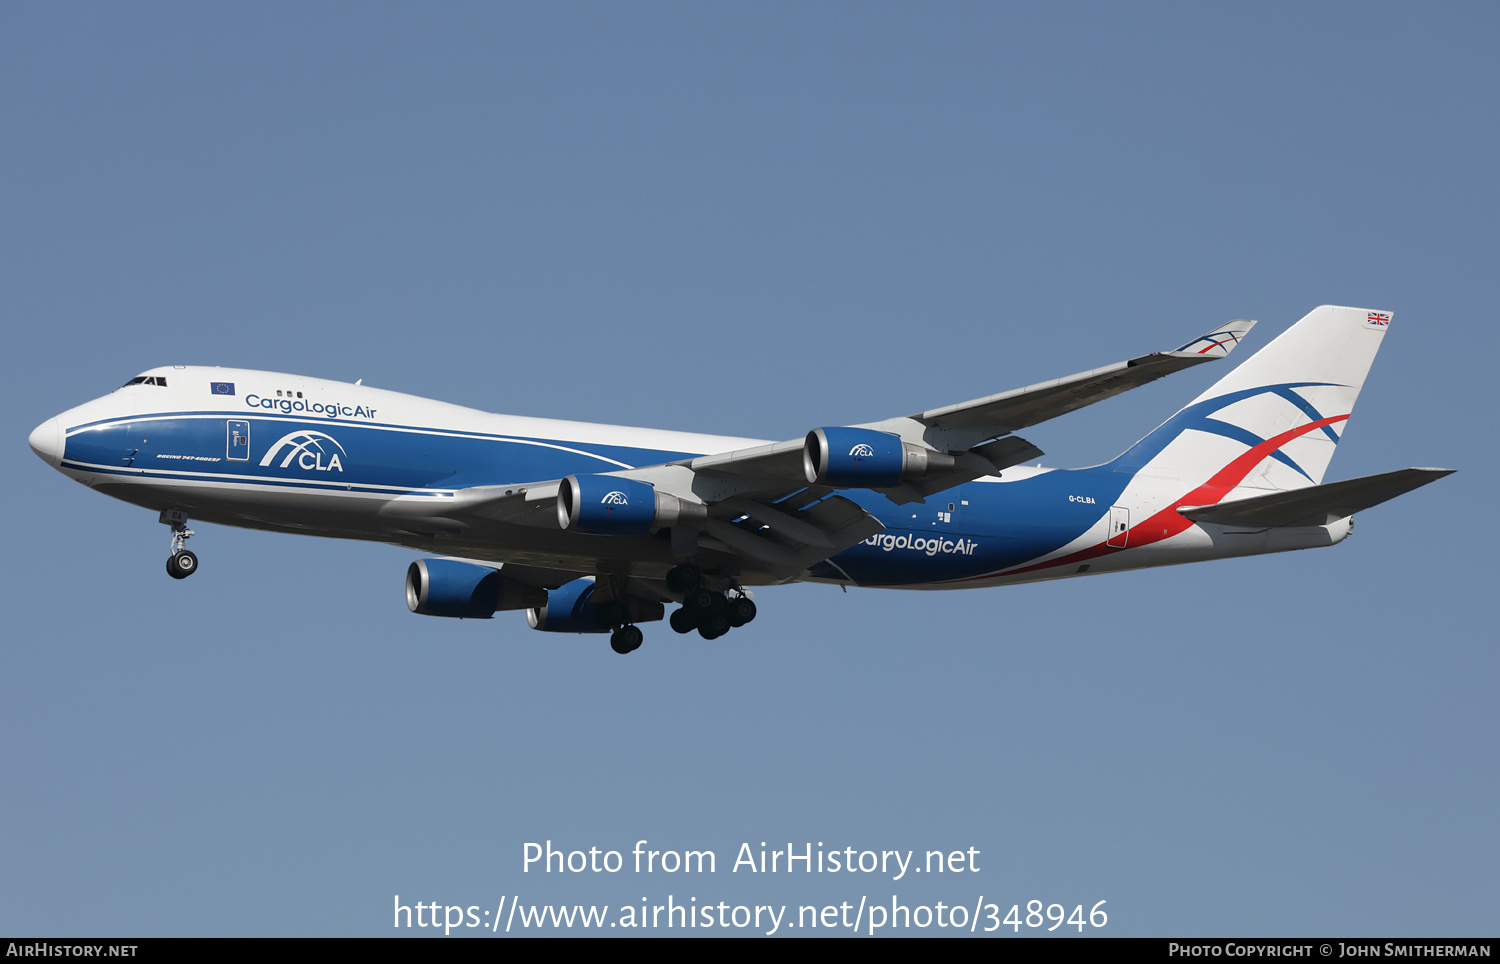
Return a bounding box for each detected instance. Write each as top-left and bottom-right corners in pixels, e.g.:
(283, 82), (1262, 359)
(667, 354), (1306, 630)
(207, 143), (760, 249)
(849, 443), (876, 457)
(259, 431), (347, 472)
(601, 491), (630, 505)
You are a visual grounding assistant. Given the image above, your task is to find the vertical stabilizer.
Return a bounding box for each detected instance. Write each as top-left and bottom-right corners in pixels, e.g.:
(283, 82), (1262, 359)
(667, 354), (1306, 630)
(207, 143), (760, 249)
(1111, 306), (1392, 489)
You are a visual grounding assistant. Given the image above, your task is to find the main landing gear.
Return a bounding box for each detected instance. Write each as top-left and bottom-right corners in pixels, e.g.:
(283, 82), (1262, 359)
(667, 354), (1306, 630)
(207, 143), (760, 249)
(666, 563), (756, 641)
(160, 509), (198, 580)
(609, 624), (644, 655)
(593, 595), (645, 655)
(599, 563), (759, 654)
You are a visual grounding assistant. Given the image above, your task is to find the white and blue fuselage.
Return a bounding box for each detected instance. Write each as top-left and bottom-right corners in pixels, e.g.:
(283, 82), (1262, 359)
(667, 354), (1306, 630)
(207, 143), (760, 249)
(29, 365), (1346, 591)
(29, 308), (1447, 650)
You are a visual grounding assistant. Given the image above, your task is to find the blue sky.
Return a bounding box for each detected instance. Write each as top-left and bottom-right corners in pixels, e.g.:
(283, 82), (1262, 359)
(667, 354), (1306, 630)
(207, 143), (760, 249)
(3, 2), (1495, 937)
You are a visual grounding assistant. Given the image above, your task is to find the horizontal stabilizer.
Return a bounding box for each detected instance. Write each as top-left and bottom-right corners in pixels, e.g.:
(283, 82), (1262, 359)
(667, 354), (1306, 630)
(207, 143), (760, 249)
(1178, 467), (1454, 528)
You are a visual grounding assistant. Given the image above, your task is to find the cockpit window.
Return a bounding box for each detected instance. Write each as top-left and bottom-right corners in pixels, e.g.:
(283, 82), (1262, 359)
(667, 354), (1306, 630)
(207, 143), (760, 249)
(122, 376), (168, 387)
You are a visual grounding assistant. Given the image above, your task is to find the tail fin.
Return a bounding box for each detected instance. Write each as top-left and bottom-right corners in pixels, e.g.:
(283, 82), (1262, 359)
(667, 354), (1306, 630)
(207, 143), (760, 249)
(1110, 305), (1393, 489)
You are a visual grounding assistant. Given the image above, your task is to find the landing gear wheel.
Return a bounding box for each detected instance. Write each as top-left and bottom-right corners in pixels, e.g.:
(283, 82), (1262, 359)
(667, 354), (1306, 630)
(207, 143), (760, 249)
(166, 550), (198, 579)
(595, 599), (628, 630)
(684, 587), (719, 612)
(725, 596), (757, 627)
(162, 512), (197, 579)
(610, 625), (644, 654)
(666, 563), (702, 593)
(669, 608), (699, 634)
(697, 612), (730, 639)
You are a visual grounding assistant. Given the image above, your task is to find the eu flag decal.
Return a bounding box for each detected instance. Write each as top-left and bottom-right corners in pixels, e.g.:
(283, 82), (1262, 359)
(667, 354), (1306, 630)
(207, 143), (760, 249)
(211, 382), (236, 395)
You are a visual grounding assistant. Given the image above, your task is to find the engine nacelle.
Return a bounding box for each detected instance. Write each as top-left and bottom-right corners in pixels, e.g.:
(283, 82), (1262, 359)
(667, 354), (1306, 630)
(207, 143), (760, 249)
(525, 578), (664, 633)
(557, 475), (707, 534)
(406, 559), (546, 618)
(803, 427), (955, 487)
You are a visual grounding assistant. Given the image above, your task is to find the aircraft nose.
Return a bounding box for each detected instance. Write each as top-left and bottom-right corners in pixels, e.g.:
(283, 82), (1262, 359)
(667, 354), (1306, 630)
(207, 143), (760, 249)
(29, 417), (62, 467)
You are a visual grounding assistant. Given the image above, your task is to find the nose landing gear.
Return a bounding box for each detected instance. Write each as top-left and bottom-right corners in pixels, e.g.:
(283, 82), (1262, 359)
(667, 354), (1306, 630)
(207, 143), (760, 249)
(166, 549), (198, 579)
(160, 508), (198, 580)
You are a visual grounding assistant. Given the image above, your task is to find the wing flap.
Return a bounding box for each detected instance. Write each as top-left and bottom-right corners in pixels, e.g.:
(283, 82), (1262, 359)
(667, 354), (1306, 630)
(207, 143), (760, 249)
(889, 436), (1047, 502)
(703, 493), (884, 578)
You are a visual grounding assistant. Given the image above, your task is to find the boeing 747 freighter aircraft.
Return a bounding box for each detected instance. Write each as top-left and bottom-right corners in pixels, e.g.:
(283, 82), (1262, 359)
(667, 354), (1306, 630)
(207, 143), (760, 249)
(29, 305), (1451, 654)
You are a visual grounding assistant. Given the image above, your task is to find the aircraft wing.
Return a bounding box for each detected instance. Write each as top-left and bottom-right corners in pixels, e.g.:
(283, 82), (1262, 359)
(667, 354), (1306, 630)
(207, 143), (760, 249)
(439, 475), (884, 580)
(862, 318), (1256, 442)
(420, 318), (1256, 577)
(677, 317), (1257, 503)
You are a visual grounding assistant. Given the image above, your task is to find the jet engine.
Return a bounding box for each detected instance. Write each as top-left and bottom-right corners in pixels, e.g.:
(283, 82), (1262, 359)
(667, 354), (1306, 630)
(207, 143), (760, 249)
(557, 474), (707, 534)
(405, 559), (546, 618)
(526, 577), (665, 633)
(803, 427), (955, 487)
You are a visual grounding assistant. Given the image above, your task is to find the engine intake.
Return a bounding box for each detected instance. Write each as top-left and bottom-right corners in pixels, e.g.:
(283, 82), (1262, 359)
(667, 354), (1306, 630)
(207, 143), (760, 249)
(406, 559), (546, 618)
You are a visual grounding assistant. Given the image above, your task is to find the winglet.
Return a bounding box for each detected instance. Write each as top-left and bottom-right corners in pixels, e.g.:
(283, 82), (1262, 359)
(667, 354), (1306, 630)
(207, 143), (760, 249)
(1167, 319), (1257, 359)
